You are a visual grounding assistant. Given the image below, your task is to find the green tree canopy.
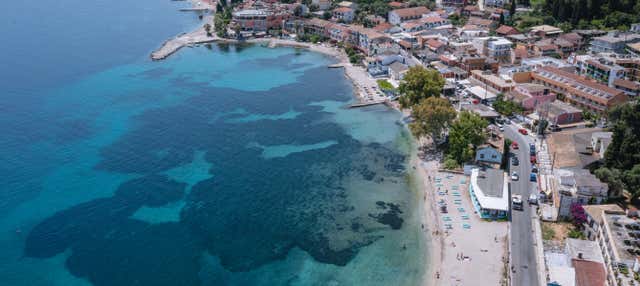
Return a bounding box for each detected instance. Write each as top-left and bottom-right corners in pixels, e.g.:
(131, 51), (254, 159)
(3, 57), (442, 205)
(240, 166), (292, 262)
(398, 66), (445, 108)
(409, 97), (457, 143)
(492, 93), (524, 116)
(595, 103), (640, 197)
(446, 111), (488, 164)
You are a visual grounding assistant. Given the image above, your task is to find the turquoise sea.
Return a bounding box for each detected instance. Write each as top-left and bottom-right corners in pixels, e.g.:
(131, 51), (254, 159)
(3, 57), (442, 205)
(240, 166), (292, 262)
(0, 1), (426, 285)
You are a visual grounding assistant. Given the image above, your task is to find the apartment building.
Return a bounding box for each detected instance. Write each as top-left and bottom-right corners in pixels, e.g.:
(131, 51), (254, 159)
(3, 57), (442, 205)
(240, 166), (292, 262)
(590, 32), (640, 54)
(531, 66), (628, 114)
(388, 6), (429, 25)
(511, 83), (555, 110)
(573, 55), (627, 87)
(470, 70), (515, 94)
(582, 207), (640, 286)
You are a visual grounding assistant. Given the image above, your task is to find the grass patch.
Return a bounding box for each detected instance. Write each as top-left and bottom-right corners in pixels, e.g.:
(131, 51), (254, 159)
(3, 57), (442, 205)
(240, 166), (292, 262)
(542, 223), (556, 240)
(377, 79), (395, 91)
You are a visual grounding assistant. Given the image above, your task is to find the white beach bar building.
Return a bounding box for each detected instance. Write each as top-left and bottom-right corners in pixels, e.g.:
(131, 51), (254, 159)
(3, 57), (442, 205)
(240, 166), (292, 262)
(469, 168), (509, 219)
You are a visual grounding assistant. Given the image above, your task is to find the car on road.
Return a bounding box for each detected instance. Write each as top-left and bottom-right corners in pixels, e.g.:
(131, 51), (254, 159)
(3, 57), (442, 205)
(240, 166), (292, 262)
(528, 194), (538, 205)
(512, 195), (523, 210)
(511, 171), (519, 181)
(518, 128), (528, 135)
(511, 141), (519, 149)
(530, 173), (537, 182)
(512, 157), (519, 166)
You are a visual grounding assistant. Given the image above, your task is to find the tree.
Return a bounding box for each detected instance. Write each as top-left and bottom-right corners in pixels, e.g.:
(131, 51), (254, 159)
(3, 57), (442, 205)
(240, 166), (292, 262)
(493, 94), (523, 116)
(204, 23), (212, 36)
(446, 111), (488, 164)
(570, 203), (587, 227)
(409, 97), (457, 144)
(294, 5), (304, 17)
(594, 167), (625, 197)
(502, 138), (512, 170)
(398, 66), (445, 108)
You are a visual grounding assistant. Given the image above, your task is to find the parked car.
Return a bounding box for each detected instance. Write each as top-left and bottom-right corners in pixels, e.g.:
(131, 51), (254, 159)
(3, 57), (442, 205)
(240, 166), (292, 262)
(511, 171), (519, 181)
(512, 157), (519, 166)
(528, 193), (538, 205)
(512, 195), (523, 210)
(530, 155), (536, 164)
(518, 128), (528, 135)
(511, 141), (519, 150)
(531, 165), (538, 173)
(530, 173), (537, 182)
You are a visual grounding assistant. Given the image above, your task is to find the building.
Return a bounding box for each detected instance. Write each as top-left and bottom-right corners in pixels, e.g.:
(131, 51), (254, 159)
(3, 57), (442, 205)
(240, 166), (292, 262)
(441, 0), (466, 6)
(475, 146), (503, 165)
(467, 17), (495, 29)
(400, 16), (450, 32)
(469, 168), (509, 219)
(613, 78), (640, 97)
(486, 37), (513, 62)
(388, 6), (430, 25)
(590, 132), (612, 159)
(585, 210), (640, 286)
(337, 1), (357, 10)
(232, 9), (270, 33)
(511, 83), (556, 110)
(547, 100), (583, 125)
(389, 61), (409, 80)
(583, 204), (624, 240)
(529, 25), (562, 38)
(531, 66), (629, 114)
(470, 70), (516, 94)
(311, 0), (331, 10)
(576, 56), (627, 87)
(332, 7), (354, 23)
(555, 169), (608, 218)
(590, 32), (640, 54)
(495, 25), (520, 36)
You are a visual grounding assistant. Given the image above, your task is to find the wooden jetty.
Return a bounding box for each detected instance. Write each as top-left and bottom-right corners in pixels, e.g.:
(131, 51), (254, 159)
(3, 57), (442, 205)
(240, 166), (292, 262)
(349, 100), (387, 108)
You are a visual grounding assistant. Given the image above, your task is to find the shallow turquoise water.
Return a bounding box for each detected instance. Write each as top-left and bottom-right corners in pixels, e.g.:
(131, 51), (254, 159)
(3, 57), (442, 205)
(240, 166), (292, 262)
(1, 3), (427, 283)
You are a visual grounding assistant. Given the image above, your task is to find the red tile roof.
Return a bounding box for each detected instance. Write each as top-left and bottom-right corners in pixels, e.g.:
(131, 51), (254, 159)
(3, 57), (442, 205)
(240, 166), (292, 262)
(572, 260), (606, 286)
(373, 22), (393, 32)
(614, 78), (640, 90)
(427, 38), (445, 49)
(495, 25), (519, 35)
(398, 40), (412, 49)
(391, 6), (429, 18)
(388, 1), (405, 8)
(333, 7), (353, 13)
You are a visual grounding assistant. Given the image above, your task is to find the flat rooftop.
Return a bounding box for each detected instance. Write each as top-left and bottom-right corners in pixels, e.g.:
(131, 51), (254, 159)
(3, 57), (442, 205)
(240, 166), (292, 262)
(471, 168), (508, 211)
(476, 168), (505, 198)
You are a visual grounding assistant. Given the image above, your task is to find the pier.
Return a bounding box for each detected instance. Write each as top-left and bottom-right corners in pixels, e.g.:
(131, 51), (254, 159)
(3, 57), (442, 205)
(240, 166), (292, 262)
(150, 16), (217, 61)
(349, 100), (387, 108)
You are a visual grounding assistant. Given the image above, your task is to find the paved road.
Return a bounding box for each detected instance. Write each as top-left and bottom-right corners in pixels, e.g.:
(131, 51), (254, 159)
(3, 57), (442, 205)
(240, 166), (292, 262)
(504, 124), (540, 286)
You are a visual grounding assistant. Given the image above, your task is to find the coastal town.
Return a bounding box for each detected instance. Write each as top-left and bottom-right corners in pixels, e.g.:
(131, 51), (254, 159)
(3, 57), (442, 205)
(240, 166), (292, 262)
(155, 0), (640, 285)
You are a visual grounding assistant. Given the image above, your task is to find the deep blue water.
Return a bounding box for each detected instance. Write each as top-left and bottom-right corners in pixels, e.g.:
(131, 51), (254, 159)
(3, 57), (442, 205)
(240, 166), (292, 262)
(0, 1), (426, 285)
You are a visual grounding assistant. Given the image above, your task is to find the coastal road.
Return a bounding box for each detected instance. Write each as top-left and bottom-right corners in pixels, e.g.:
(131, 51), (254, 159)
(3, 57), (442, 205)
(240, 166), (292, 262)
(504, 124), (540, 286)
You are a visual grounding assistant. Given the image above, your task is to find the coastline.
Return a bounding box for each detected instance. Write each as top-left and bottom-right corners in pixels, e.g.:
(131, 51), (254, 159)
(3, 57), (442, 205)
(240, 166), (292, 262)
(152, 15), (440, 284)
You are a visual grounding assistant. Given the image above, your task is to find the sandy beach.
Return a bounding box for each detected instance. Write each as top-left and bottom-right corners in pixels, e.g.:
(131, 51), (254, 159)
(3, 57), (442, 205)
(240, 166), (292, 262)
(414, 157), (509, 286)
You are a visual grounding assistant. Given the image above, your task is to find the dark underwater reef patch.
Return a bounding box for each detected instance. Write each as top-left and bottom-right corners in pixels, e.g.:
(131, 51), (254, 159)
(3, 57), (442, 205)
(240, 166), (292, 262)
(25, 54), (410, 284)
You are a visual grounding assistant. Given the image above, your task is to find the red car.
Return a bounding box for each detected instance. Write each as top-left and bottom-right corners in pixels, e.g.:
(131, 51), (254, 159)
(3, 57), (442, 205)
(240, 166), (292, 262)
(518, 128), (528, 135)
(530, 155), (537, 164)
(511, 142), (519, 149)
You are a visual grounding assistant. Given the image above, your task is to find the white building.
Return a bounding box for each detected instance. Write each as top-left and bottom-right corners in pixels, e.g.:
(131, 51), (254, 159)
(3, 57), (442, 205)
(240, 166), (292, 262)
(468, 168), (509, 219)
(583, 208), (640, 286)
(556, 169), (608, 218)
